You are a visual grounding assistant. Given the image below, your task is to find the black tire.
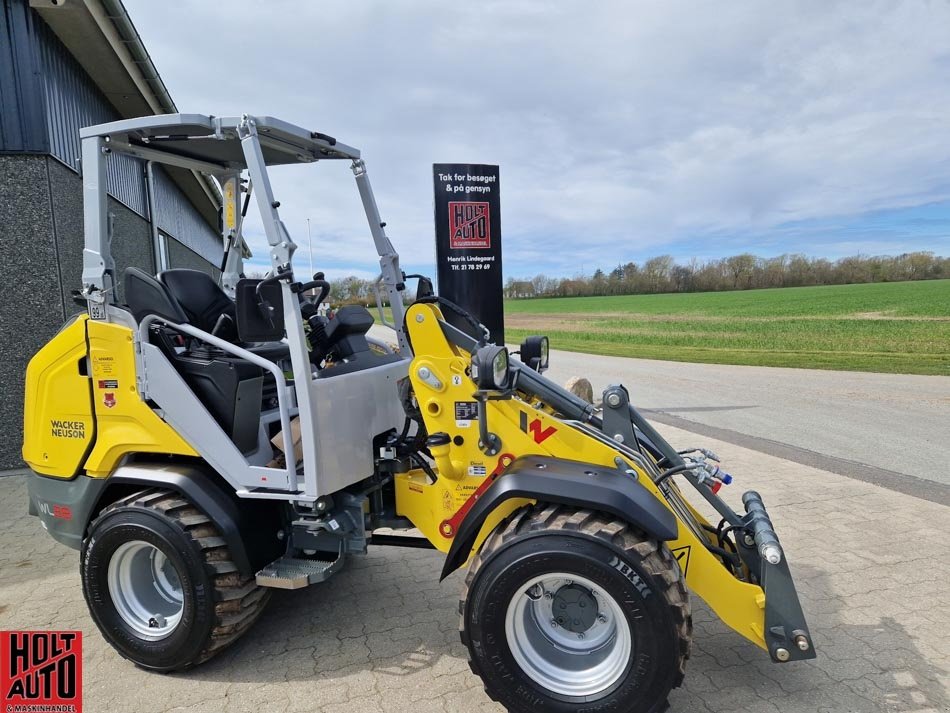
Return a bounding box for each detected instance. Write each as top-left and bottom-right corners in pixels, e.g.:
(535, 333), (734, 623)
(460, 505), (691, 713)
(81, 489), (270, 671)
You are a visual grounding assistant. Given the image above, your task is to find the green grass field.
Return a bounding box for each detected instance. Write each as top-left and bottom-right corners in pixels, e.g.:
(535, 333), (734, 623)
(505, 280), (950, 375)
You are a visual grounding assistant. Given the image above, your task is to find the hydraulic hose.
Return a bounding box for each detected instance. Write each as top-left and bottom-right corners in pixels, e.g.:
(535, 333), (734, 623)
(414, 296), (491, 344)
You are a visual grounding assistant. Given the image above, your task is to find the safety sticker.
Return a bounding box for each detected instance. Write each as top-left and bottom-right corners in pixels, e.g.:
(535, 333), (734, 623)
(103, 392), (116, 409)
(671, 545), (691, 577)
(91, 355), (115, 377)
(451, 374), (463, 386)
(97, 379), (118, 389)
(452, 482), (478, 507)
(455, 401), (478, 428)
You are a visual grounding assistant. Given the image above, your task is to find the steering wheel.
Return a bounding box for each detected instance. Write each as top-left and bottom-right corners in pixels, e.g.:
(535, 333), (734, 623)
(297, 272), (331, 312)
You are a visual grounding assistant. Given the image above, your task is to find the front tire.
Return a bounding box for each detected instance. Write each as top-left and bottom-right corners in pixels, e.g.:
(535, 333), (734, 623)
(460, 505), (691, 713)
(81, 489), (270, 671)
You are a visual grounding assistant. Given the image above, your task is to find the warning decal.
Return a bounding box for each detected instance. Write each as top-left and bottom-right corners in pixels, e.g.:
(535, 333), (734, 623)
(91, 355), (115, 377)
(671, 546), (691, 577)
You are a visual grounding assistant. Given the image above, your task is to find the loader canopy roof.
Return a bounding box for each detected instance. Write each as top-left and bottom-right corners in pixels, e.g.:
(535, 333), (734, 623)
(80, 113), (360, 170)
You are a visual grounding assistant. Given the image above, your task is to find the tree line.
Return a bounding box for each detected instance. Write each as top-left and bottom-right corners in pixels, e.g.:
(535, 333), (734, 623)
(250, 250), (947, 305)
(326, 276), (404, 306)
(504, 251), (949, 299)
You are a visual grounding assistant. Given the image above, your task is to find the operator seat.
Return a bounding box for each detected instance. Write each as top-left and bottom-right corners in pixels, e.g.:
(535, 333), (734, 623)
(158, 269), (288, 361)
(123, 266), (272, 454)
(159, 269), (238, 340)
(124, 266), (190, 326)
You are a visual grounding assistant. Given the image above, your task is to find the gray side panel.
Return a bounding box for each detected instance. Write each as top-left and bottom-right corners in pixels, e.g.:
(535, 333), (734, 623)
(310, 360), (408, 496)
(0, 0), (48, 152)
(0, 155), (62, 469)
(153, 165), (222, 266)
(26, 471), (109, 550)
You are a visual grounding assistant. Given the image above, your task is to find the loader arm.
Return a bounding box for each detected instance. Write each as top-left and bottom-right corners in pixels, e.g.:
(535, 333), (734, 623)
(399, 301), (815, 664)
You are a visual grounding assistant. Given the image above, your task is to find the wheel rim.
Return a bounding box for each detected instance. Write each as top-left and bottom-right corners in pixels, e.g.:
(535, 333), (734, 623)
(107, 540), (184, 639)
(504, 572), (632, 698)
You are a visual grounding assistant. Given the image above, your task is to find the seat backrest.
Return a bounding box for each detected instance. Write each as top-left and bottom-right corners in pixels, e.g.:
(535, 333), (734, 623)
(159, 269), (236, 336)
(124, 267), (188, 325)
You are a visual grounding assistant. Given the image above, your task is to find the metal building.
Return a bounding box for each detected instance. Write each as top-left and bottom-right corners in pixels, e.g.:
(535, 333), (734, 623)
(0, 0), (222, 468)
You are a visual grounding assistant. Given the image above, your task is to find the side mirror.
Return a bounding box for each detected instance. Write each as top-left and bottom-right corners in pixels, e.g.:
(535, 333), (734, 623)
(519, 335), (549, 372)
(235, 278), (285, 342)
(416, 276), (435, 300)
(471, 345), (511, 391)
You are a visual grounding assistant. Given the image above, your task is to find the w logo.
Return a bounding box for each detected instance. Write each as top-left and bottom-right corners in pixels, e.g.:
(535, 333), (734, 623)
(519, 411), (557, 444)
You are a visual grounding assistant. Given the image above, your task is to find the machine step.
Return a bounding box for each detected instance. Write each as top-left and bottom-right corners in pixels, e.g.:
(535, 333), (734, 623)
(255, 554), (344, 589)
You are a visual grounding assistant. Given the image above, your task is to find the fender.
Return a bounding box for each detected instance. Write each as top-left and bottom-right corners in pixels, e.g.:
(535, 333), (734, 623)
(440, 455), (678, 580)
(28, 462), (284, 577)
(106, 463), (287, 577)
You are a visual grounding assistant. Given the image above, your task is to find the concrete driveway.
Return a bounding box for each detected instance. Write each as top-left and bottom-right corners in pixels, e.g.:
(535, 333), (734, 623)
(375, 323), (950, 494)
(2, 420), (948, 713)
(541, 348), (950, 496)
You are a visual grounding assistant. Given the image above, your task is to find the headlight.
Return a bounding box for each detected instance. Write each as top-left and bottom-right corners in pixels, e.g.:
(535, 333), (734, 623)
(519, 335), (549, 372)
(472, 345), (511, 390)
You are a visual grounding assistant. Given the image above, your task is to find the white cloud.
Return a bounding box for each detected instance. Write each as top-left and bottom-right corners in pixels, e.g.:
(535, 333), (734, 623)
(125, 0), (950, 276)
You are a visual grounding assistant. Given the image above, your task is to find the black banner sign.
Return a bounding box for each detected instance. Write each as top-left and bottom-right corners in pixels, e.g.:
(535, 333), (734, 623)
(433, 164), (504, 344)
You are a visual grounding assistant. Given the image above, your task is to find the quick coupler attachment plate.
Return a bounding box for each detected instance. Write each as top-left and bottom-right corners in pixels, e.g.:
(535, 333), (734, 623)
(740, 490), (817, 663)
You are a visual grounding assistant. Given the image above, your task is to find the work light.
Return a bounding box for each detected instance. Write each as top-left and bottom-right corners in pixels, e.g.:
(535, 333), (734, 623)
(519, 335), (550, 372)
(472, 345), (511, 391)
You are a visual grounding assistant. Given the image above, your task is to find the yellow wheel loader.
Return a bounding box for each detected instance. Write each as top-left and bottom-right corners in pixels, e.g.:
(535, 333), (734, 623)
(22, 114), (814, 713)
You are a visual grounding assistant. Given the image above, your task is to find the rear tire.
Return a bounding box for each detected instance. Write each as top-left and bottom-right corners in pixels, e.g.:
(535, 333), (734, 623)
(81, 489), (270, 671)
(460, 505), (691, 713)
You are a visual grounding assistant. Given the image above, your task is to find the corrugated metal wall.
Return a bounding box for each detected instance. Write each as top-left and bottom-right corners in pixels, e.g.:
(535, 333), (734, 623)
(36, 19), (149, 217)
(153, 166), (221, 265)
(0, 0), (221, 266)
(0, 0), (48, 152)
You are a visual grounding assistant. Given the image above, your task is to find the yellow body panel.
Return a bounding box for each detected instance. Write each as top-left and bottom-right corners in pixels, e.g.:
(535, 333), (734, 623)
(82, 320), (196, 476)
(394, 472), (530, 554)
(399, 302), (768, 652)
(22, 317), (96, 477)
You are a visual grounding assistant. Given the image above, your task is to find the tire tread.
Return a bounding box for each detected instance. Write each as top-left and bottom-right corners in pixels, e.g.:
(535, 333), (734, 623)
(459, 504), (692, 710)
(92, 488), (270, 668)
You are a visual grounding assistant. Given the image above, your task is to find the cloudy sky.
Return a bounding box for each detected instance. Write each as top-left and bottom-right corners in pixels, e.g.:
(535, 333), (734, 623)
(124, 0), (950, 280)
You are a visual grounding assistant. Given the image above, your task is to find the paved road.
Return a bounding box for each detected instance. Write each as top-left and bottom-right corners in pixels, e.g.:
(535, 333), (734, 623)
(2, 422), (948, 712)
(541, 349), (950, 500)
(375, 324), (949, 499)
